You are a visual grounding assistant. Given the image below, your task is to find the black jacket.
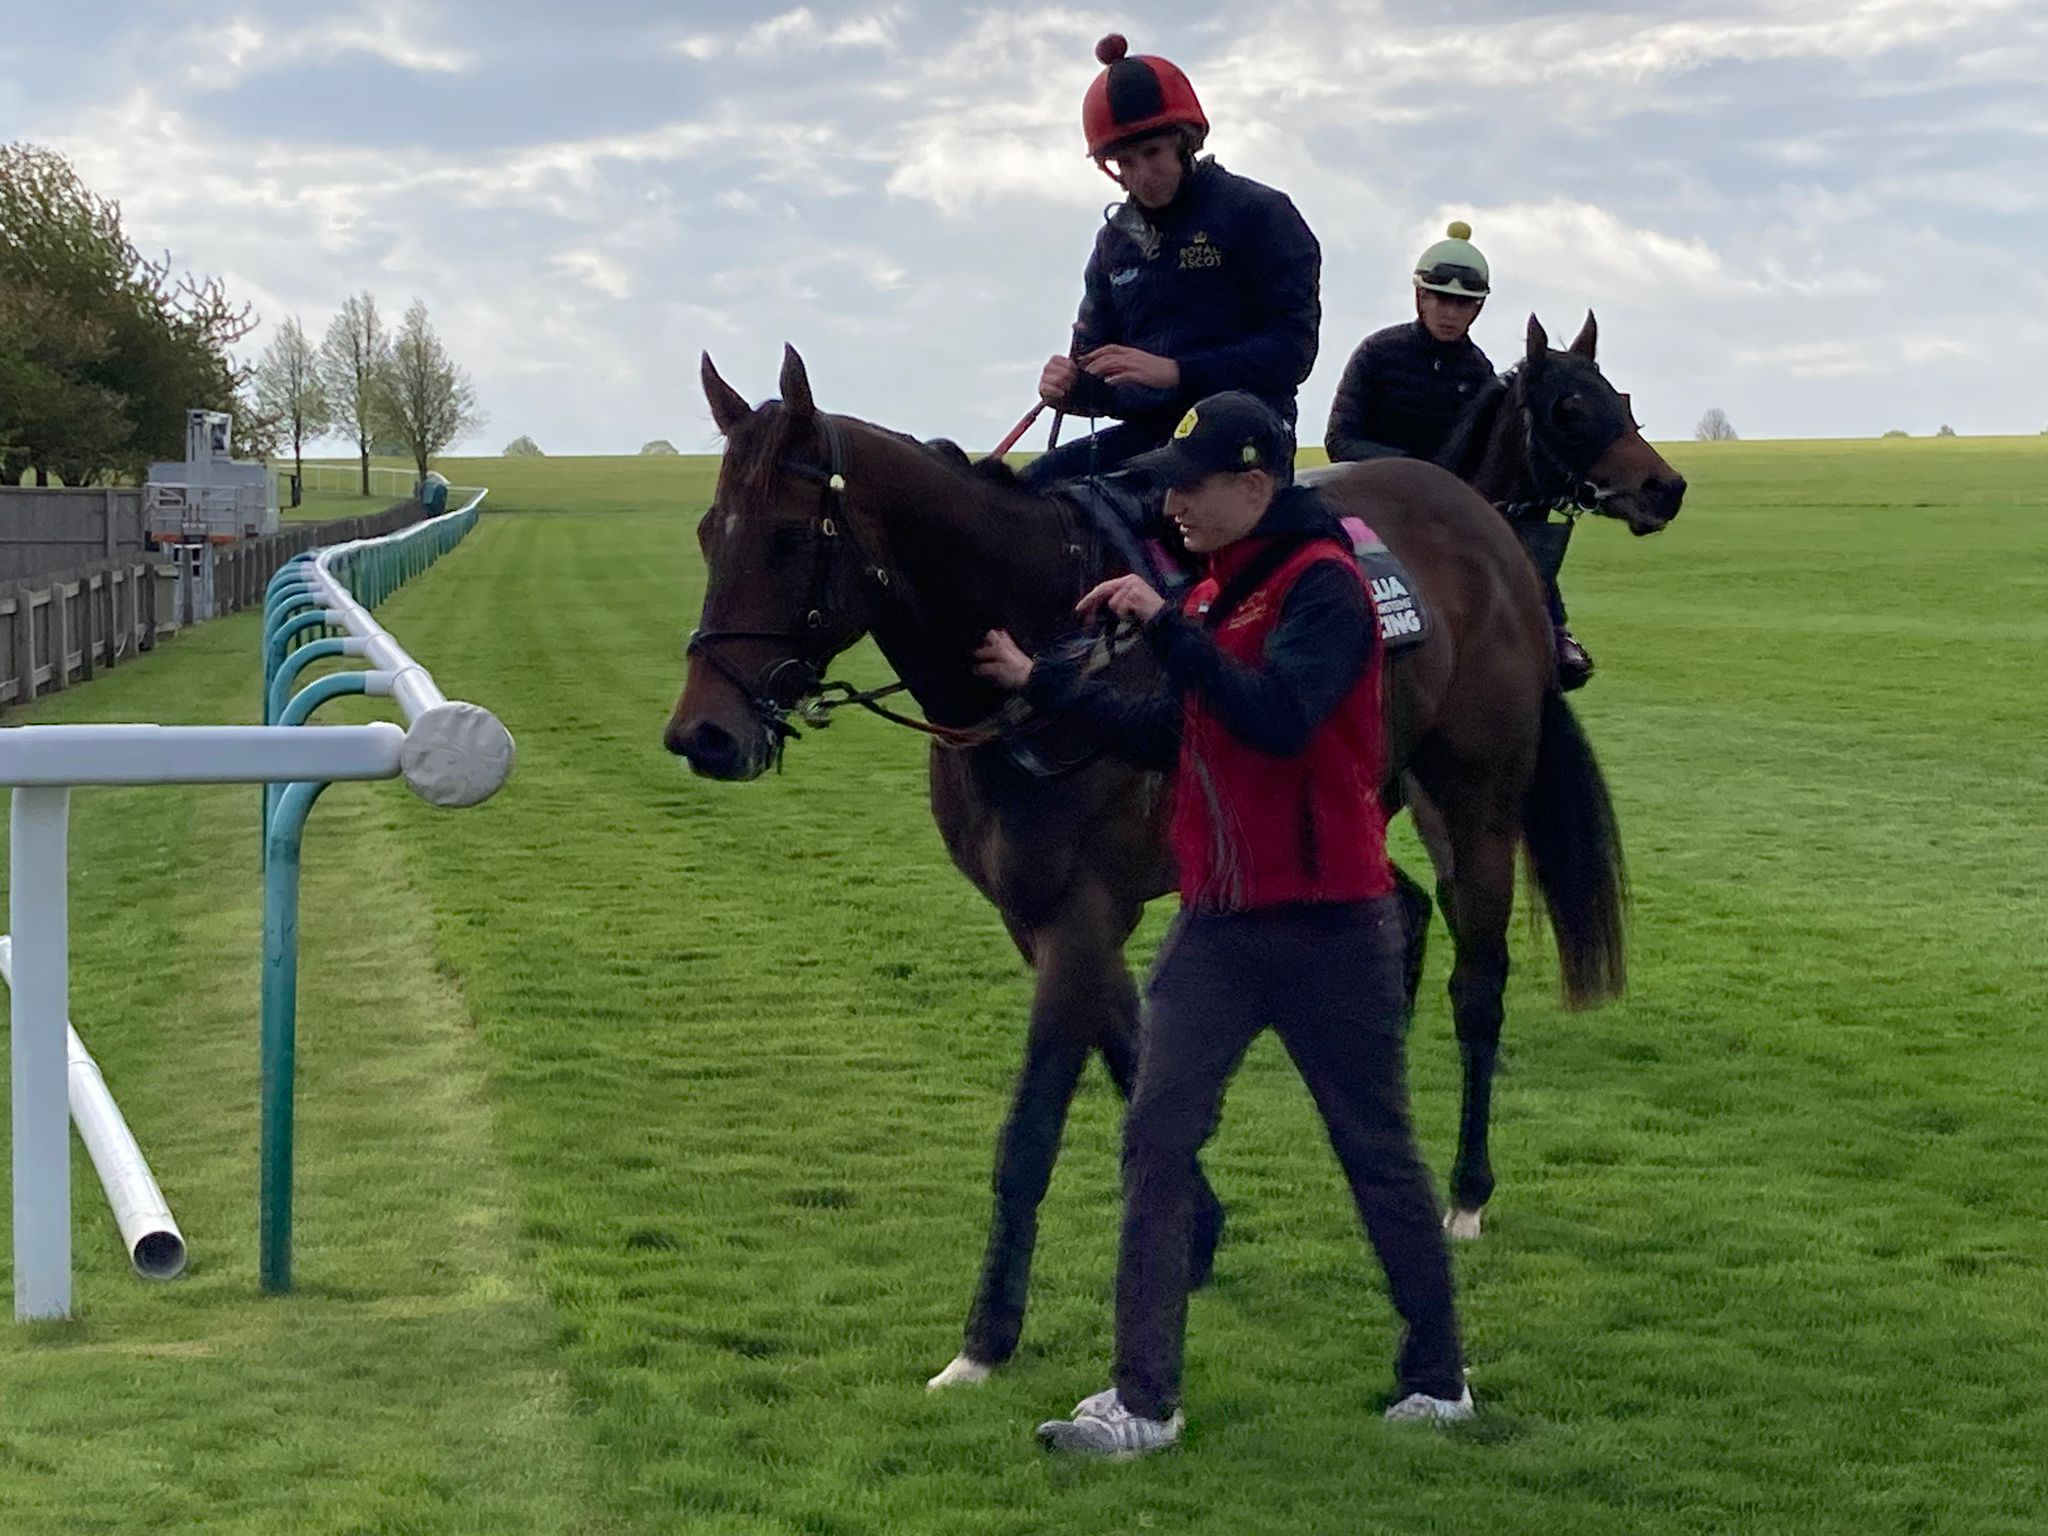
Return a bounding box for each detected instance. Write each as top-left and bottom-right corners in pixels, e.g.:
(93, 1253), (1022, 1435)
(1065, 160), (1322, 433)
(1324, 320), (1494, 464)
(1025, 485), (1374, 770)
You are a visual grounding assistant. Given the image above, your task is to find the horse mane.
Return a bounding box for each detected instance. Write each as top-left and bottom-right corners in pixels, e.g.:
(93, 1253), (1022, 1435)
(967, 455), (1025, 488)
(726, 407), (1034, 499)
(1435, 373), (1515, 478)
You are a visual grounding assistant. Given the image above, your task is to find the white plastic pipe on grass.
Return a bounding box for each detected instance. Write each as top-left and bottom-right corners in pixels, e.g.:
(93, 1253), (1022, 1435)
(0, 935), (187, 1282)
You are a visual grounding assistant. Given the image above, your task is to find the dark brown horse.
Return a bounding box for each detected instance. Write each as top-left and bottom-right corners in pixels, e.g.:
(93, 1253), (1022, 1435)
(666, 314), (1680, 1388)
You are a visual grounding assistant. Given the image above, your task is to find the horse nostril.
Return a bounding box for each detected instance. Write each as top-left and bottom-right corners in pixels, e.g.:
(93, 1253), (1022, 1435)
(676, 721), (742, 777)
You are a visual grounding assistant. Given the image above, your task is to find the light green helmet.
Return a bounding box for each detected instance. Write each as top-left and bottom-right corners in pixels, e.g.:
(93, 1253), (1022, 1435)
(1412, 220), (1490, 298)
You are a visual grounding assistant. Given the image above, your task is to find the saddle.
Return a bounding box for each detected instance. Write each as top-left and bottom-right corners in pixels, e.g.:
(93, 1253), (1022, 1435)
(1051, 474), (1432, 651)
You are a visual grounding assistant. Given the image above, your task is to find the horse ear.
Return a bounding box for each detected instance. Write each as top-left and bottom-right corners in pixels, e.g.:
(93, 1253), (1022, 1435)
(779, 344), (815, 419)
(701, 354), (750, 435)
(1525, 314), (1550, 371)
(1568, 310), (1598, 360)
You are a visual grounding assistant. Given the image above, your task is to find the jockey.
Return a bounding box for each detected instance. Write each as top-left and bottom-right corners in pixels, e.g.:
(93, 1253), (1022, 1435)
(1019, 35), (1322, 492)
(1325, 222), (1495, 465)
(1326, 223), (1591, 689)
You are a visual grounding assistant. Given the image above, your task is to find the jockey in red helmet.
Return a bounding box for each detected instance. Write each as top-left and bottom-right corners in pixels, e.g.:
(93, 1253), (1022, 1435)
(1020, 35), (1323, 493)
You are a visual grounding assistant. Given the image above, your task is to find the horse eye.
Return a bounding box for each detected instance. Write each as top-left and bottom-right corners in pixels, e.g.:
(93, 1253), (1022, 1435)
(769, 525), (808, 560)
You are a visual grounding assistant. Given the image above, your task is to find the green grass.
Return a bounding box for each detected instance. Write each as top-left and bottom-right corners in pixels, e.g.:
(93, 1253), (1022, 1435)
(5, 433), (2048, 1531)
(0, 621), (601, 1532)
(281, 487), (394, 521)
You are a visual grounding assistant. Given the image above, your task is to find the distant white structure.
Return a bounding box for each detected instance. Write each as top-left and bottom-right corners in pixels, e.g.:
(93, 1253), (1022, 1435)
(145, 410), (279, 544)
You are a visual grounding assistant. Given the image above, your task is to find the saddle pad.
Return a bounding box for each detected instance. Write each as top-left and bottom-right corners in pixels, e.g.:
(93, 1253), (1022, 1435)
(1339, 516), (1431, 651)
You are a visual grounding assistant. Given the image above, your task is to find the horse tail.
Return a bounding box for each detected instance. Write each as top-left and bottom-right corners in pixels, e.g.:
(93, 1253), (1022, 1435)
(1522, 691), (1628, 1008)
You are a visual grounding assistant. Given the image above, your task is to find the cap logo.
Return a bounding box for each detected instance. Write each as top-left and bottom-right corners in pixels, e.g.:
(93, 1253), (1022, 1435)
(1241, 443), (1258, 464)
(1172, 408), (1199, 440)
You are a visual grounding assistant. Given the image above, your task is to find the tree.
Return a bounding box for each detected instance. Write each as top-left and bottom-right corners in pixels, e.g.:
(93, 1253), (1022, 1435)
(251, 316), (329, 491)
(0, 286), (127, 484)
(640, 438), (680, 455)
(1694, 408), (1737, 442)
(1882, 429), (1909, 438)
(376, 299), (482, 480)
(319, 292), (390, 496)
(502, 434), (543, 456)
(1936, 424), (1957, 438)
(0, 141), (254, 485)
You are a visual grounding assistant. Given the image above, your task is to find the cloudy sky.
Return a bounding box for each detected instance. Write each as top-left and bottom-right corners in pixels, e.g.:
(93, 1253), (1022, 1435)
(4, 1), (2043, 452)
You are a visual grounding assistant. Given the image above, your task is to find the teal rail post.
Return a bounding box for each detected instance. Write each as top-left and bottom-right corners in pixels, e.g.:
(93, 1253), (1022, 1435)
(254, 491), (504, 1294)
(263, 673), (374, 855)
(260, 777), (329, 1293)
(262, 610), (335, 711)
(266, 639), (355, 726)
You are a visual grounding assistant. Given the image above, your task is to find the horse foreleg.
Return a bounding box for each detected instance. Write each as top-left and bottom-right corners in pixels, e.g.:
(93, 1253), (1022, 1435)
(1390, 861), (1435, 1023)
(931, 890), (1120, 1388)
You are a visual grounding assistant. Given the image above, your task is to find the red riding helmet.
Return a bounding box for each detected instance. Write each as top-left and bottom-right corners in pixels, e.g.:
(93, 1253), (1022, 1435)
(1081, 34), (1208, 159)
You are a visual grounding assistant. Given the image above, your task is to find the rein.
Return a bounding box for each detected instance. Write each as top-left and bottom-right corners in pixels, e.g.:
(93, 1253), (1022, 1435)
(687, 417), (1118, 769)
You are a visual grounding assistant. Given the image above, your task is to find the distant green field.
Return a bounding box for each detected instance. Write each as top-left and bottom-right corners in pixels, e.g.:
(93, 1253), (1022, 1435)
(4, 434), (2046, 1533)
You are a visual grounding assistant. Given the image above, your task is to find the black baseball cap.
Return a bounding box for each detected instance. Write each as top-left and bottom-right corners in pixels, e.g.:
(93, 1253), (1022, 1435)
(1128, 391), (1295, 488)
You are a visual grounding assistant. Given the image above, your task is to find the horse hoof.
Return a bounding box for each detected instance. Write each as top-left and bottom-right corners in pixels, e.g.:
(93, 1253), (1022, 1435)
(1444, 1208), (1483, 1241)
(927, 1354), (995, 1390)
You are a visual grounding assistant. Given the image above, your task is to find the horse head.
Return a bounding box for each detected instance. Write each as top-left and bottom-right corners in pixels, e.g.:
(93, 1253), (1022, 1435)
(665, 346), (895, 780)
(1517, 312), (1686, 535)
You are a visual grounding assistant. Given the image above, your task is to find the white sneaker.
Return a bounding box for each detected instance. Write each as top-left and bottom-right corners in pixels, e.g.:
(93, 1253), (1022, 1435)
(1384, 1385), (1476, 1424)
(1037, 1388), (1184, 1458)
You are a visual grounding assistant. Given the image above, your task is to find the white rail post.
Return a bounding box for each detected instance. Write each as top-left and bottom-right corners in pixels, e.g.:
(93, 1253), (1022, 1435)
(10, 786), (73, 1320)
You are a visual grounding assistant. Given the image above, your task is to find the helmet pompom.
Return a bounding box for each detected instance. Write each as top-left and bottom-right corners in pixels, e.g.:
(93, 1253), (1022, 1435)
(1447, 220), (1472, 240)
(1096, 33), (1129, 65)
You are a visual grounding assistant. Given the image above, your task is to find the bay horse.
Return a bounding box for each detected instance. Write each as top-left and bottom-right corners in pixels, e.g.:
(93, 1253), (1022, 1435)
(665, 313), (1681, 1389)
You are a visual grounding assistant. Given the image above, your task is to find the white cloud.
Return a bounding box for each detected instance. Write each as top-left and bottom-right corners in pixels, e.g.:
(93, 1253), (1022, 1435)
(675, 5), (908, 60)
(1458, 201), (1737, 294)
(1900, 337), (1973, 364)
(885, 131), (1104, 214)
(552, 250), (632, 301)
(181, 7), (472, 89)
(11, 1), (2046, 447)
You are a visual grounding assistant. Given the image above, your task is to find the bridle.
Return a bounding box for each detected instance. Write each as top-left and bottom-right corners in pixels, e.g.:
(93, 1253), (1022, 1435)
(1502, 372), (1632, 523)
(686, 415), (1080, 766)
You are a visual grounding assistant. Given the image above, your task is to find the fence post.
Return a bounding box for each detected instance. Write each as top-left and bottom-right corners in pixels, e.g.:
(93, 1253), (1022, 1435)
(77, 577), (96, 684)
(13, 589), (34, 705)
(47, 579), (68, 693)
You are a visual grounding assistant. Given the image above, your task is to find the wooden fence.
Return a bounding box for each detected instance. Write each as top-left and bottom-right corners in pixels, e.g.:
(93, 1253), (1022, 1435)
(0, 502), (427, 714)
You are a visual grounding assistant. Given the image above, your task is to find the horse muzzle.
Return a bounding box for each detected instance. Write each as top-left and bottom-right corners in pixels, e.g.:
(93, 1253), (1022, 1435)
(664, 715), (772, 781)
(1614, 472), (1686, 535)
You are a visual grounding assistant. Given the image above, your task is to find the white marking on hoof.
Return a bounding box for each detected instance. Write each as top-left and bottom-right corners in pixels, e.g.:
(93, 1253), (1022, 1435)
(1444, 1208), (1484, 1241)
(926, 1354), (995, 1390)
